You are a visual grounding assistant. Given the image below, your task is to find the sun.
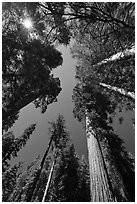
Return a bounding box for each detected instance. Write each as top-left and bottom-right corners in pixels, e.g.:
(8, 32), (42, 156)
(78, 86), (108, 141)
(22, 18), (33, 29)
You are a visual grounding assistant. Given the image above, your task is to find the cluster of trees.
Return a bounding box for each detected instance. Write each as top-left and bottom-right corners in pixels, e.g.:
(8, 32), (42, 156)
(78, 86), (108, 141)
(2, 2), (135, 202)
(72, 82), (135, 201)
(70, 2), (135, 202)
(3, 115), (90, 202)
(3, 2), (135, 129)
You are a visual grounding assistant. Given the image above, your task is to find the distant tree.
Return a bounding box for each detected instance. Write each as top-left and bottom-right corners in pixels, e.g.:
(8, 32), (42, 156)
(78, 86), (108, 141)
(44, 116), (90, 202)
(40, 115), (71, 202)
(18, 115), (70, 202)
(8, 155), (42, 202)
(42, 158), (56, 202)
(7, 115), (91, 202)
(47, 144), (80, 202)
(2, 123), (36, 171)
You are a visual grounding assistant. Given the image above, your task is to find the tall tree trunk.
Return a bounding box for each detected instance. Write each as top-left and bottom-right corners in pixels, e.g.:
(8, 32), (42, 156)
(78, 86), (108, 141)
(26, 134), (54, 202)
(86, 111), (129, 201)
(42, 160), (55, 202)
(100, 82), (135, 100)
(86, 112), (116, 202)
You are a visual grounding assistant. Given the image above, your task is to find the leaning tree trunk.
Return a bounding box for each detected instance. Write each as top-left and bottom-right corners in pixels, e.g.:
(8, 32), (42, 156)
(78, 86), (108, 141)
(42, 160), (56, 202)
(99, 82), (135, 100)
(86, 112), (116, 202)
(26, 134), (55, 202)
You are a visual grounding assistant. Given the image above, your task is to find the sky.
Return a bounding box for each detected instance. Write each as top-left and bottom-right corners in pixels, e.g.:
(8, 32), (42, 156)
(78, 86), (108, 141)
(10, 44), (135, 166)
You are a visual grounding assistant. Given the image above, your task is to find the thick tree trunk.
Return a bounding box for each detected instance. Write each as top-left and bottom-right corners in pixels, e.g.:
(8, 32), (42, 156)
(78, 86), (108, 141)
(86, 113), (116, 202)
(42, 160), (55, 202)
(86, 111), (130, 201)
(100, 82), (135, 100)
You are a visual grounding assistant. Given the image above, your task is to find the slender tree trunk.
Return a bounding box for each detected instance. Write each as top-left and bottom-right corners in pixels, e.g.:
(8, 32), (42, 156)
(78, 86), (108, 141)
(97, 46), (135, 66)
(95, 46), (135, 101)
(26, 134), (54, 202)
(86, 112), (116, 202)
(100, 82), (135, 100)
(42, 160), (55, 202)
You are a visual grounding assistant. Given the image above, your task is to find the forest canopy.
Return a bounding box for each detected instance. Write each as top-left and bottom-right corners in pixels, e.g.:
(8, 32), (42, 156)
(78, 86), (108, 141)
(2, 2), (135, 202)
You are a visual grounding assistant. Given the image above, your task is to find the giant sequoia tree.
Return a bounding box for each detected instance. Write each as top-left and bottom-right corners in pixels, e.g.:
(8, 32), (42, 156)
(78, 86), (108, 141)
(72, 81), (135, 201)
(70, 3), (134, 201)
(2, 2), (135, 202)
(2, 3), (63, 130)
(3, 2), (135, 127)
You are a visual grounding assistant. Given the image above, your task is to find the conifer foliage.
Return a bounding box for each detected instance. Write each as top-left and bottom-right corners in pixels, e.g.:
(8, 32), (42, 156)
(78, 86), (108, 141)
(2, 2), (63, 128)
(2, 124), (36, 172)
(2, 162), (23, 202)
(4, 116), (90, 202)
(2, 2), (135, 202)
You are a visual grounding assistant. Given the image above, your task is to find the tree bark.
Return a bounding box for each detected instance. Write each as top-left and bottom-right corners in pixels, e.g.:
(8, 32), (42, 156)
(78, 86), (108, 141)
(42, 160), (55, 202)
(100, 82), (135, 100)
(97, 46), (135, 66)
(86, 112), (116, 202)
(86, 111), (129, 201)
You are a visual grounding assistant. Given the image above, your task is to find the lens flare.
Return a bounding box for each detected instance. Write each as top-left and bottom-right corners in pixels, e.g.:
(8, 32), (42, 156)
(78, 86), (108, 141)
(23, 18), (33, 29)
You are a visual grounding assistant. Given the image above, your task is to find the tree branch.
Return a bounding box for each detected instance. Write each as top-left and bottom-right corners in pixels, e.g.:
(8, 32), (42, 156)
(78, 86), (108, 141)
(2, 92), (40, 121)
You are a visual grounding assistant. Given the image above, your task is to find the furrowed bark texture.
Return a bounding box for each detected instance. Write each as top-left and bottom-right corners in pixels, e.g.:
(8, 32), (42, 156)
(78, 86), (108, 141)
(86, 114), (116, 202)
